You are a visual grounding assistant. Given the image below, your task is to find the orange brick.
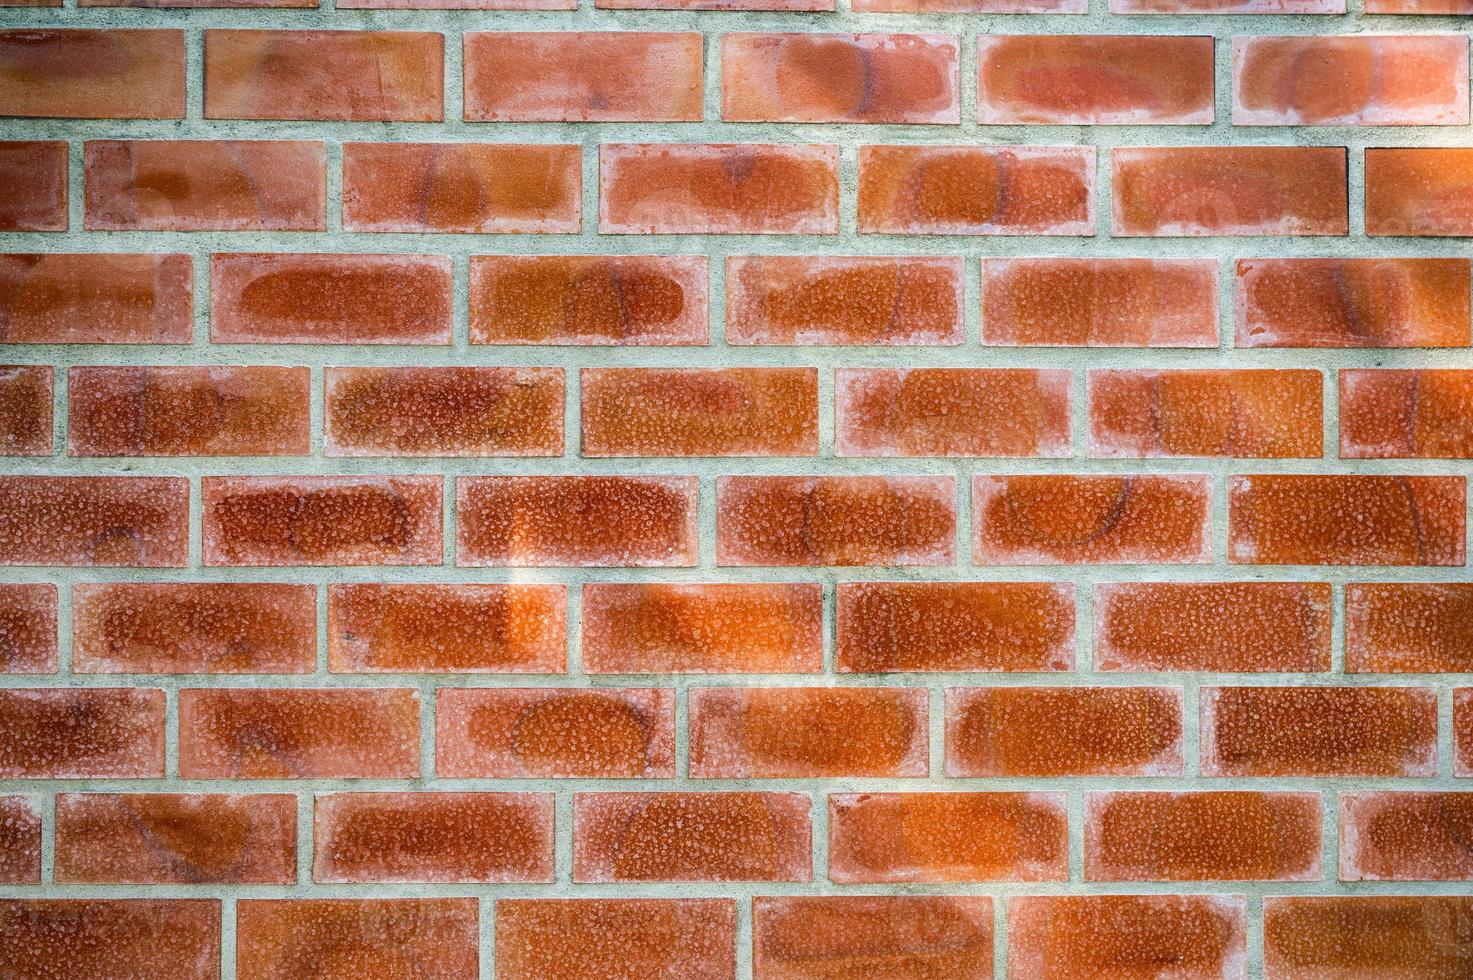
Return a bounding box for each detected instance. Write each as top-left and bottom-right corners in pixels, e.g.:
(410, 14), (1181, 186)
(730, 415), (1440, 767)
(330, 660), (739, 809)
(601, 143), (839, 235)
(343, 142), (580, 234)
(0, 365), (51, 455)
(0, 797), (39, 884)
(1367, 147), (1473, 237)
(343, 0), (570, 6)
(203, 476), (442, 567)
(329, 583), (566, 674)
(582, 368), (818, 457)
(723, 33), (959, 124)
(1264, 897), (1473, 977)
(1228, 474), (1465, 566)
(1094, 582), (1332, 672)
(1088, 368), (1323, 458)
(1341, 792), (1473, 881)
(205, 29), (442, 121)
(859, 144), (1094, 235)
(946, 686), (1183, 777)
(457, 476), (697, 567)
(1367, 0), (1473, 8)
(754, 896), (993, 979)
(179, 688), (419, 779)
(69, 366), (310, 457)
(313, 792), (553, 883)
(1459, 689), (1473, 775)
(464, 32), (702, 122)
(582, 582), (822, 674)
(0, 253), (192, 344)
(837, 581), (1074, 672)
(1114, 0), (1342, 11)
(0, 29), (183, 118)
(84, 140), (325, 231)
(837, 368), (1070, 457)
(978, 35), (1214, 125)
(858, 0), (1082, 9)
(1347, 583), (1473, 673)
(829, 792), (1067, 883)
(436, 688), (674, 778)
(55, 793), (295, 884)
(601, 0), (830, 9)
(236, 899), (477, 980)
(0, 583), (55, 673)
(497, 899), (736, 980)
(86, 0), (314, 5)
(1113, 146), (1348, 236)
(0, 141), (66, 231)
(1086, 791), (1322, 881)
(0, 688), (163, 777)
(574, 792), (811, 882)
(0, 900), (220, 979)
(1341, 368), (1473, 458)
(0, 476), (187, 567)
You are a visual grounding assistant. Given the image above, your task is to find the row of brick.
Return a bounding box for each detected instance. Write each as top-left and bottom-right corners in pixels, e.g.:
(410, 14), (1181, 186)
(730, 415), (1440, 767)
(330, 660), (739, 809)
(3, 0), (1467, 10)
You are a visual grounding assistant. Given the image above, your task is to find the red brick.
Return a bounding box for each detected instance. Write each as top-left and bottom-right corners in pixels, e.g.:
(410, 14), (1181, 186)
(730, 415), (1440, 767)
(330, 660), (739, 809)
(55, 793), (295, 884)
(203, 476), (442, 567)
(0, 583), (55, 673)
(0, 253), (192, 344)
(86, 0), (314, 5)
(73, 582), (315, 675)
(436, 688), (674, 778)
(837, 581), (1074, 672)
(829, 792), (1067, 883)
(582, 368), (818, 457)
(1264, 897), (1473, 977)
(343, 142), (580, 234)
(601, 0), (830, 9)
(0, 797), (39, 883)
(859, 144), (1094, 235)
(343, 0), (570, 6)
(0, 29), (183, 118)
(0, 365), (50, 455)
(457, 476), (697, 567)
(69, 366), (310, 457)
(582, 582), (822, 674)
(0, 476), (187, 567)
(0, 900), (220, 979)
(1367, 0), (1473, 8)
(313, 792), (553, 883)
(601, 143), (839, 235)
(497, 899), (736, 980)
(1095, 582), (1332, 673)
(754, 896), (993, 979)
(1234, 36), (1468, 126)
(1341, 792), (1473, 881)
(1085, 791), (1321, 881)
(946, 686), (1183, 777)
(211, 253), (452, 345)
(723, 33), (959, 124)
(1347, 583), (1473, 673)
(857, 0), (1082, 9)
(1115, 0), (1341, 10)
(1088, 368), (1323, 458)
(719, 476), (955, 567)
(1228, 474), (1465, 566)
(1459, 689), (1473, 776)
(0, 142), (65, 231)
(329, 583), (566, 674)
(978, 35), (1214, 125)
(205, 30), (442, 121)
(179, 688), (420, 778)
(465, 32), (702, 122)
(470, 255), (708, 346)
(574, 792), (811, 882)
(1367, 148), (1473, 237)
(0, 688), (163, 777)
(1341, 369), (1473, 458)
(236, 899), (477, 980)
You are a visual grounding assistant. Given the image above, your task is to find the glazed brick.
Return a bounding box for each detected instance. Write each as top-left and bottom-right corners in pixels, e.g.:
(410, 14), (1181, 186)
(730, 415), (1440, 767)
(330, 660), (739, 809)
(235, 899), (477, 980)
(1366, 148), (1473, 237)
(202, 476), (443, 567)
(718, 475), (955, 567)
(0, 900), (220, 979)
(1341, 792), (1473, 881)
(0, 583), (56, 673)
(204, 30), (443, 122)
(73, 582), (315, 675)
(313, 792), (553, 883)
(978, 35), (1214, 125)
(0, 365), (51, 455)
(581, 582), (823, 674)
(582, 367), (818, 457)
(1094, 582), (1332, 673)
(722, 33), (959, 124)
(1088, 369), (1323, 458)
(945, 686), (1183, 777)
(0, 142), (65, 231)
(981, 258), (1218, 348)
(436, 688), (674, 778)
(211, 253), (453, 345)
(600, 0), (830, 9)
(464, 32), (702, 122)
(836, 581), (1074, 673)
(858, 0), (1079, 6)
(725, 255), (964, 346)
(457, 476), (697, 567)
(1264, 897), (1473, 977)
(1341, 369), (1473, 459)
(55, 793), (295, 884)
(344, 0), (570, 6)
(1459, 690), (1473, 776)
(1008, 896), (1247, 979)
(496, 899), (737, 980)
(178, 688), (420, 778)
(1346, 583), (1473, 673)
(836, 368), (1071, 457)
(0, 30), (184, 119)
(470, 255), (708, 346)
(84, 140), (325, 232)
(689, 687), (928, 778)
(69, 366), (311, 457)
(329, 583), (566, 673)
(1367, 0), (1473, 7)
(828, 792), (1068, 883)
(0, 688), (163, 778)
(0, 476), (187, 567)
(573, 792), (812, 882)
(0, 253), (193, 344)
(1234, 36), (1469, 127)
(1085, 791), (1322, 881)
(0, 797), (39, 883)
(1228, 474), (1466, 566)
(1115, 0), (1342, 10)
(753, 896), (993, 979)
(859, 145), (1094, 236)
(343, 143), (580, 234)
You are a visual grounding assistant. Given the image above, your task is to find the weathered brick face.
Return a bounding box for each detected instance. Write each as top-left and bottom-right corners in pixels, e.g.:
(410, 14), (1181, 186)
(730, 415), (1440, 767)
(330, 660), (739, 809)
(0, 0), (1470, 973)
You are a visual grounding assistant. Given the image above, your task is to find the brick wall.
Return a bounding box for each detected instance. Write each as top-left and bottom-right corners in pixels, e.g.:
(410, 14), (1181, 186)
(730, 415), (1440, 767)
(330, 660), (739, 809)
(0, 0), (1471, 975)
